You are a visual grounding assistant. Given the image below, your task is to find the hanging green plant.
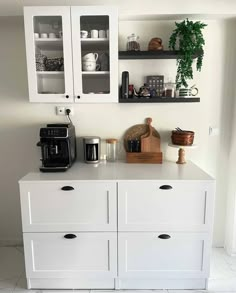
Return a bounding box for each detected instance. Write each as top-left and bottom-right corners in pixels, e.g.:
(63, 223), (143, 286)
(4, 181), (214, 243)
(169, 19), (207, 89)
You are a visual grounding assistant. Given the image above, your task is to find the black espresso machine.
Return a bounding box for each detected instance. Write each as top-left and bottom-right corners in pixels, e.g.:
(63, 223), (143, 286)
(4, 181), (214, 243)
(37, 123), (76, 172)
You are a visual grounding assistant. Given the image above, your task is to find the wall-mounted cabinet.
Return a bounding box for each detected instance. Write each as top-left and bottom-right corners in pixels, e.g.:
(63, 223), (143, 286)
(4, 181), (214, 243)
(24, 6), (118, 103)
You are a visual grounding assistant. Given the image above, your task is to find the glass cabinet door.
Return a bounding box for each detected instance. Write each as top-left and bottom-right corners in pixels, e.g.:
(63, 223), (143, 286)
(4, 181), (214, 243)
(71, 7), (118, 103)
(24, 7), (73, 103)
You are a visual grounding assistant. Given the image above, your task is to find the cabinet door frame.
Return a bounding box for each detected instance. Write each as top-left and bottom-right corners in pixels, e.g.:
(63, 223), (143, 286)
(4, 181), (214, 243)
(71, 6), (118, 103)
(118, 180), (214, 232)
(24, 6), (74, 103)
(23, 232), (117, 279)
(118, 232), (210, 279)
(19, 181), (117, 232)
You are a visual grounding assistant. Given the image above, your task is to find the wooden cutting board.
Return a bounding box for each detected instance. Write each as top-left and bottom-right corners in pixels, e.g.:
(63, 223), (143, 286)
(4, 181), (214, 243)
(141, 118), (161, 152)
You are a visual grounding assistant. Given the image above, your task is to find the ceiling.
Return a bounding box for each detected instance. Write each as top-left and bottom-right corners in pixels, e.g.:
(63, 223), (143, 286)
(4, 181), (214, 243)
(1, 0), (236, 18)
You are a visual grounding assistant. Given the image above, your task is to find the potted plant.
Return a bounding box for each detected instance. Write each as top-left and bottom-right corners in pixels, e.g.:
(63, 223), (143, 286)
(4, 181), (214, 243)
(169, 19), (207, 90)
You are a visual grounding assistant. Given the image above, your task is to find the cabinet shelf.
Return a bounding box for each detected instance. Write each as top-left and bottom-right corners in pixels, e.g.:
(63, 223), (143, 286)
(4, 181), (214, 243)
(37, 71), (64, 75)
(81, 38), (109, 44)
(82, 71), (110, 75)
(119, 50), (200, 60)
(35, 38), (63, 50)
(119, 97), (200, 103)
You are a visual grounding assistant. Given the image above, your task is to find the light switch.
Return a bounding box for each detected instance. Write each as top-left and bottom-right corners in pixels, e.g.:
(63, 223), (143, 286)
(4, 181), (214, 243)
(209, 127), (220, 136)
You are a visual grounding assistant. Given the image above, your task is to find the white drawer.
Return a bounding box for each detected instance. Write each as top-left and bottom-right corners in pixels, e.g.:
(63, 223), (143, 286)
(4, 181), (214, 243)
(118, 232), (210, 279)
(20, 181), (117, 232)
(118, 181), (213, 231)
(23, 232), (117, 279)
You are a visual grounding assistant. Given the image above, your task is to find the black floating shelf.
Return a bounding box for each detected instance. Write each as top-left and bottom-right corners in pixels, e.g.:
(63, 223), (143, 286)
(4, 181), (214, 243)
(119, 50), (201, 60)
(119, 97), (200, 103)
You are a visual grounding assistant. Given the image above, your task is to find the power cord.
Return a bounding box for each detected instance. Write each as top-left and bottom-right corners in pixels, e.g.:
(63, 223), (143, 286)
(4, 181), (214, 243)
(65, 108), (72, 124)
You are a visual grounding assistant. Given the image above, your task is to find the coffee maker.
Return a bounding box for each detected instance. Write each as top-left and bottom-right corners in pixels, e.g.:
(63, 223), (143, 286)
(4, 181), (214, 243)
(83, 136), (101, 164)
(37, 123), (76, 172)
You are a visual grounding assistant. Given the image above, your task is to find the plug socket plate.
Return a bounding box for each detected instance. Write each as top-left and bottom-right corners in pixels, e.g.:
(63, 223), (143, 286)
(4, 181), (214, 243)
(56, 106), (74, 116)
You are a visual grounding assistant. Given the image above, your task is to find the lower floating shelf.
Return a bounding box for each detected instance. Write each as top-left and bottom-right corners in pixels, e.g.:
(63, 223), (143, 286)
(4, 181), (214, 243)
(119, 97), (200, 103)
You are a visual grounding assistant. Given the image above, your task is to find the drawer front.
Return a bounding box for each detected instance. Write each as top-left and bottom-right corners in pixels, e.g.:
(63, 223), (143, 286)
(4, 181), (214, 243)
(118, 181), (213, 231)
(20, 182), (117, 232)
(118, 232), (210, 279)
(23, 232), (117, 278)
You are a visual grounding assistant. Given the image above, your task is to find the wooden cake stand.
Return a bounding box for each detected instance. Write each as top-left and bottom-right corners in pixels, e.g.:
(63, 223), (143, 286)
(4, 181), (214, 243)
(168, 143), (197, 164)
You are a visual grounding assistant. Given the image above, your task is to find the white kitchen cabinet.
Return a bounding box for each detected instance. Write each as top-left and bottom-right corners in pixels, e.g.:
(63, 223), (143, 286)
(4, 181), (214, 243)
(19, 181), (117, 232)
(19, 162), (215, 290)
(24, 6), (118, 103)
(118, 181), (213, 232)
(23, 232), (117, 283)
(24, 7), (74, 103)
(71, 7), (118, 103)
(118, 232), (209, 279)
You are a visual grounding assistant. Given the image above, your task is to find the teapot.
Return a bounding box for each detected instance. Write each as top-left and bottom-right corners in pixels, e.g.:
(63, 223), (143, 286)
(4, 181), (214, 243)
(139, 83), (150, 97)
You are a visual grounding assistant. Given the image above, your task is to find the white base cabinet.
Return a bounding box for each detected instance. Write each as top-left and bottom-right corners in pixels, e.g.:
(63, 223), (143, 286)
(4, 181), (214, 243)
(19, 162), (215, 290)
(24, 232), (117, 288)
(118, 232), (209, 279)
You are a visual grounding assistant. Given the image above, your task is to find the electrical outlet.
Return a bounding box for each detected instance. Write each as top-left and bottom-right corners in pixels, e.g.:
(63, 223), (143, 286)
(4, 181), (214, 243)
(56, 106), (65, 116)
(56, 106), (74, 116)
(65, 106), (74, 116)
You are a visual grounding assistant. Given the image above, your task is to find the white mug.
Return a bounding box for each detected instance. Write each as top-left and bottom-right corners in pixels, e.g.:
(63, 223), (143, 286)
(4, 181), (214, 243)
(91, 29), (98, 38)
(34, 33), (39, 39)
(49, 33), (57, 39)
(82, 53), (98, 62)
(106, 29), (109, 39)
(40, 33), (48, 38)
(99, 30), (106, 38)
(82, 61), (100, 71)
(81, 30), (88, 38)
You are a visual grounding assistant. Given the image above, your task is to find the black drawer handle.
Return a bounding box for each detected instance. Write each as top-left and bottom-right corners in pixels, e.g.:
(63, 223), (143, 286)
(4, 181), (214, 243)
(159, 185), (173, 190)
(61, 186), (74, 191)
(158, 234), (171, 240)
(64, 234), (77, 239)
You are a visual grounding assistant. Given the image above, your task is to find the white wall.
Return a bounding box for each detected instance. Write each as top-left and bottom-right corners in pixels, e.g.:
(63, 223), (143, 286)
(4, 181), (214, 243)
(0, 9), (234, 246)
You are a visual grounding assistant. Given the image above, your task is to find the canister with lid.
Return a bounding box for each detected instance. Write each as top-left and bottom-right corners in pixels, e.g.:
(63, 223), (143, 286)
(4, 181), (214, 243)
(106, 138), (118, 162)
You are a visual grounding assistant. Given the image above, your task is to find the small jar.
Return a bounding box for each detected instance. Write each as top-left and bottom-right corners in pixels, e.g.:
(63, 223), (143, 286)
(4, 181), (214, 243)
(106, 139), (118, 162)
(163, 82), (176, 98)
(127, 33), (140, 51)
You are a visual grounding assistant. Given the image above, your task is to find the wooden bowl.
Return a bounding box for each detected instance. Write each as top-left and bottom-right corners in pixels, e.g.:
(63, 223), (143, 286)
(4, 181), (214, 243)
(171, 130), (194, 146)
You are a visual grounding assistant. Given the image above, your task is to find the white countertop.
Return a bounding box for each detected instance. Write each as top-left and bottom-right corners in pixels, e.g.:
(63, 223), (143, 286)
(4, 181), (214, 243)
(19, 161), (214, 183)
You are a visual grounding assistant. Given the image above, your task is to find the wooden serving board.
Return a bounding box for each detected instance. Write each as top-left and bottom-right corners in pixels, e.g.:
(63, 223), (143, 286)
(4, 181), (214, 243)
(124, 117), (162, 164)
(123, 118), (160, 152)
(126, 152), (163, 164)
(141, 118), (161, 152)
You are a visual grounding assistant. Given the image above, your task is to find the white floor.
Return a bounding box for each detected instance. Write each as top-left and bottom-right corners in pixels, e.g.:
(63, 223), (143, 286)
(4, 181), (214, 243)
(0, 247), (236, 292)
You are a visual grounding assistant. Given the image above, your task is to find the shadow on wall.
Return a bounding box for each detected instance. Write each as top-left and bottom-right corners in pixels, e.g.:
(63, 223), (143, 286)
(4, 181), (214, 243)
(0, 16), (28, 101)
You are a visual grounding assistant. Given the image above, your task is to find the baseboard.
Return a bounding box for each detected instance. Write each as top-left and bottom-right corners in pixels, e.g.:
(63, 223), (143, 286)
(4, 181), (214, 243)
(0, 239), (23, 247)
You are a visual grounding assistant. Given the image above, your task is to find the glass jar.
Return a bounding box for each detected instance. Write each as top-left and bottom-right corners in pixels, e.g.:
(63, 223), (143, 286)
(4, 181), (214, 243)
(127, 33), (140, 51)
(106, 138), (118, 162)
(163, 82), (176, 98)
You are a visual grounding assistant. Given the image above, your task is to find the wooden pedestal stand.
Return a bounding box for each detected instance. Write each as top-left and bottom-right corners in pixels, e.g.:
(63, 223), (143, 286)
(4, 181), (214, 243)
(168, 143), (197, 164)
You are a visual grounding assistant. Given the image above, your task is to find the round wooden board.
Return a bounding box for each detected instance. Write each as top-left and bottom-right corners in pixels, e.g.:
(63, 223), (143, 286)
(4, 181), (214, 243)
(123, 123), (160, 151)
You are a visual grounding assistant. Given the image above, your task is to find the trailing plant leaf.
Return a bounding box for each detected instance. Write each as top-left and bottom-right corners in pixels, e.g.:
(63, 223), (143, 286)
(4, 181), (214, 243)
(169, 19), (207, 89)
